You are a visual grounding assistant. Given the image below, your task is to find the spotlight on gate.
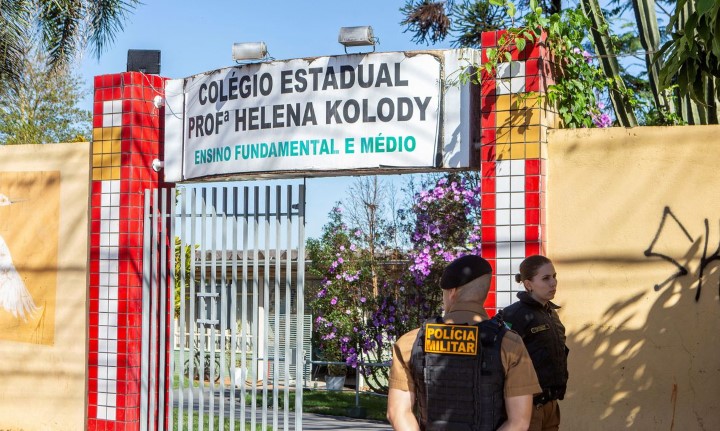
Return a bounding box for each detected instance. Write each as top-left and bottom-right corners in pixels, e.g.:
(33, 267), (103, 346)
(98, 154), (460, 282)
(338, 26), (377, 53)
(232, 42), (270, 63)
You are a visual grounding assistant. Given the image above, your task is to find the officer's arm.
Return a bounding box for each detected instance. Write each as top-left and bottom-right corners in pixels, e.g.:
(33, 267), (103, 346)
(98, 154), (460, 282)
(387, 388), (420, 431)
(497, 394), (532, 431)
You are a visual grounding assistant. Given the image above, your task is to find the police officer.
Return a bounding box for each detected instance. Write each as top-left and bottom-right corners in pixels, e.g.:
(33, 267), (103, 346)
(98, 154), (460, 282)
(387, 255), (541, 431)
(500, 255), (569, 431)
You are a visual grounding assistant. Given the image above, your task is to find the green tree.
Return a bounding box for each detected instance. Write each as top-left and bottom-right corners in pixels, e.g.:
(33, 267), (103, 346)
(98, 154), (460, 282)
(0, 0), (139, 88)
(401, 0), (718, 125)
(0, 52), (91, 144)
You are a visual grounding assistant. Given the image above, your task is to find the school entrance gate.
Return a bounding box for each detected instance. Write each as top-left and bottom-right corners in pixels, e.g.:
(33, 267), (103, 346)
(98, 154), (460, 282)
(141, 184), (307, 430)
(86, 33), (555, 431)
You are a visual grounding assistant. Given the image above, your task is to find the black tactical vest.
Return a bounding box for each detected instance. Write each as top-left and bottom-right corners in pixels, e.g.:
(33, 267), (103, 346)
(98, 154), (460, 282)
(410, 316), (508, 431)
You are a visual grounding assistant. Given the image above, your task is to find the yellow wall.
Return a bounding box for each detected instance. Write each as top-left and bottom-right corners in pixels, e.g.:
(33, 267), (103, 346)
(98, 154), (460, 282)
(547, 125), (720, 430)
(0, 143), (89, 430)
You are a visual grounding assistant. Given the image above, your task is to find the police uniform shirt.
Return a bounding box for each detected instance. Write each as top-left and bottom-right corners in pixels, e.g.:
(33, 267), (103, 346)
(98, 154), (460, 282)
(389, 303), (541, 398)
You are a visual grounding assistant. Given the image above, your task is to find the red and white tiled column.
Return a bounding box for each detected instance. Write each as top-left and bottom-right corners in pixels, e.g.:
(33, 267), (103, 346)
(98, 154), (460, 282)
(478, 30), (555, 315)
(88, 72), (170, 431)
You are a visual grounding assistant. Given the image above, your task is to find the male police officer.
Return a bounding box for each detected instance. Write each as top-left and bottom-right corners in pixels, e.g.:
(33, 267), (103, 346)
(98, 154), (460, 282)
(387, 255), (540, 431)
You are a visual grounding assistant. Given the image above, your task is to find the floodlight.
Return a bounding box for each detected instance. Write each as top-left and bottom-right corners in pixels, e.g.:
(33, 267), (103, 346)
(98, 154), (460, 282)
(338, 26), (376, 52)
(232, 42), (268, 61)
(127, 49), (161, 74)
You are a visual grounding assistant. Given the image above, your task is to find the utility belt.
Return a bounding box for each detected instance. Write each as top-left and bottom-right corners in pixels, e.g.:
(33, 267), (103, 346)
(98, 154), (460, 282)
(533, 386), (565, 407)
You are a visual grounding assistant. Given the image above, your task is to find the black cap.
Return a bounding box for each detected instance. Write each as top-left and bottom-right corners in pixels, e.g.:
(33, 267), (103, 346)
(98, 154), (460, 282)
(440, 255), (493, 289)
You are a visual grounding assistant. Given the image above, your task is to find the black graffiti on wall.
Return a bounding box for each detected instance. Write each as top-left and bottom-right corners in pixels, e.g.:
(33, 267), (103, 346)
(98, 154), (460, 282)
(644, 206), (720, 302)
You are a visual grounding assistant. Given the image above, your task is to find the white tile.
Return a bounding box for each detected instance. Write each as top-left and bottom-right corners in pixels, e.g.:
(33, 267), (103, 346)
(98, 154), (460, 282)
(510, 192), (525, 209)
(100, 206), (112, 220)
(496, 209), (511, 226)
(510, 159), (525, 175)
(107, 394), (116, 407)
(510, 176), (525, 192)
(497, 242), (511, 258)
(510, 209), (525, 225)
(99, 353), (108, 366)
(106, 407), (116, 421)
(108, 233), (119, 246)
(99, 259), (109, 272)
(103, 101), (114, 114)
(102, 114), (113, 128)
(510, 76), (526, 93)
(496, 176), (511, 193)
(511, 258), (524, 274)
(99, 313), (108, 326)
(511, 241), (525, 257)
(496, 62), (512, 79)
(109, 180), (121, 194)
(100, 300), (110, 313)
(112, 100), (123, 113)
(495, 160), (511, 176)
(97, 406), (107, 420)
(107, 366), (117, 380)
(112, 113), (122, 126)
(496, 193), (511, 209)
(496, 258), (511, 275)
(496, 275), (511, 292)
(496, 78), (511, 95)
(109, 193), (120, 207)
(108, 326), (118, 339)
(110, 220), (119, 233)
(99, 273), (109, 287)
(109, 260), (118, 272)
(496, 225), (511, 242)
(110, 206), (119, 219)
(101, 193), (111, 207)
(108, 313), (118, 326)
(510, 225), (526, 241)
(496, 291), (513, 308)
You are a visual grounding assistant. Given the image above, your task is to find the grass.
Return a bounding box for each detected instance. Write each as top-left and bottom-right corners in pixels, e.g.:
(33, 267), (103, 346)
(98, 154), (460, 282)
(299, 389), (388, 422)
(172, 409), (268, 430)
(173, 375), (389, 424)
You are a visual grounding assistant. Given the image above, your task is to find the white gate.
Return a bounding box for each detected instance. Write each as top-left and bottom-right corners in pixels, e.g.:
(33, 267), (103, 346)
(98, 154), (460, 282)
(141, 184), (306, 430)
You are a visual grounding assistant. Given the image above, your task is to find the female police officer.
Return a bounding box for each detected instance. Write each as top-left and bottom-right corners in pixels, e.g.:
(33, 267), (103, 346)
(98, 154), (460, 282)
(501, 255), (569, 431)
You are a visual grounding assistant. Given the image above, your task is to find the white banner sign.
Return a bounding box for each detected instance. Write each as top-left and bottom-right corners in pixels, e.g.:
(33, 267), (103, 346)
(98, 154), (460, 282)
(172, 52), (446, 180)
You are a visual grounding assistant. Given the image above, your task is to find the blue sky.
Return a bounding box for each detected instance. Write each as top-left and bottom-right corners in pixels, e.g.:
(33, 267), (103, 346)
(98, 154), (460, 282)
(79, 0), (452, 239)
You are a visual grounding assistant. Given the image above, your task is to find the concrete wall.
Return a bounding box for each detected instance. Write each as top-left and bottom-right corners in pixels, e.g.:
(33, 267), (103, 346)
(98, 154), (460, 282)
(547, 125), (720, 430)
(0, 143), (89, 430)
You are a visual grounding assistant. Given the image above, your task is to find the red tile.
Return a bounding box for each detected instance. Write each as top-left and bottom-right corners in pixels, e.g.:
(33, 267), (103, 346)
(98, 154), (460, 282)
(481, 144), (496, 163)
(526, 75), (543, 93)
(525, 192), (540, 209)
(481, 177), (495, 194)
(526, 208), (540, 225)
(526, 159), (540, 175)
(525, 175), (540, 191)
(481, 31), (497, 47)
(481, 193), (496, 209)
(481, 209), (496, 225)
(525, 225), (540, 242)
(526, 242), (541, 256)
(481, 226), (495, 242)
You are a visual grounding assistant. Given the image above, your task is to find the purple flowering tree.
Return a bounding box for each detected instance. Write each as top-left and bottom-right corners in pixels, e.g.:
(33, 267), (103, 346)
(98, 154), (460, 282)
(307, 173), (484, 393)
(307, 205), (371, 377)
(360, 173), (484, 392)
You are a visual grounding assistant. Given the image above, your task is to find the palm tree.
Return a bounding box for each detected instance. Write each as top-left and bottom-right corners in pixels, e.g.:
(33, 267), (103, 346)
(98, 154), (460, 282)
(0, 0), (139, 88)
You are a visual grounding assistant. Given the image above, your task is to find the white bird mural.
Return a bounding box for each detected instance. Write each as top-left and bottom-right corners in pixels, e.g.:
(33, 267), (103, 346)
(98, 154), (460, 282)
(0, 193), (38, 320)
